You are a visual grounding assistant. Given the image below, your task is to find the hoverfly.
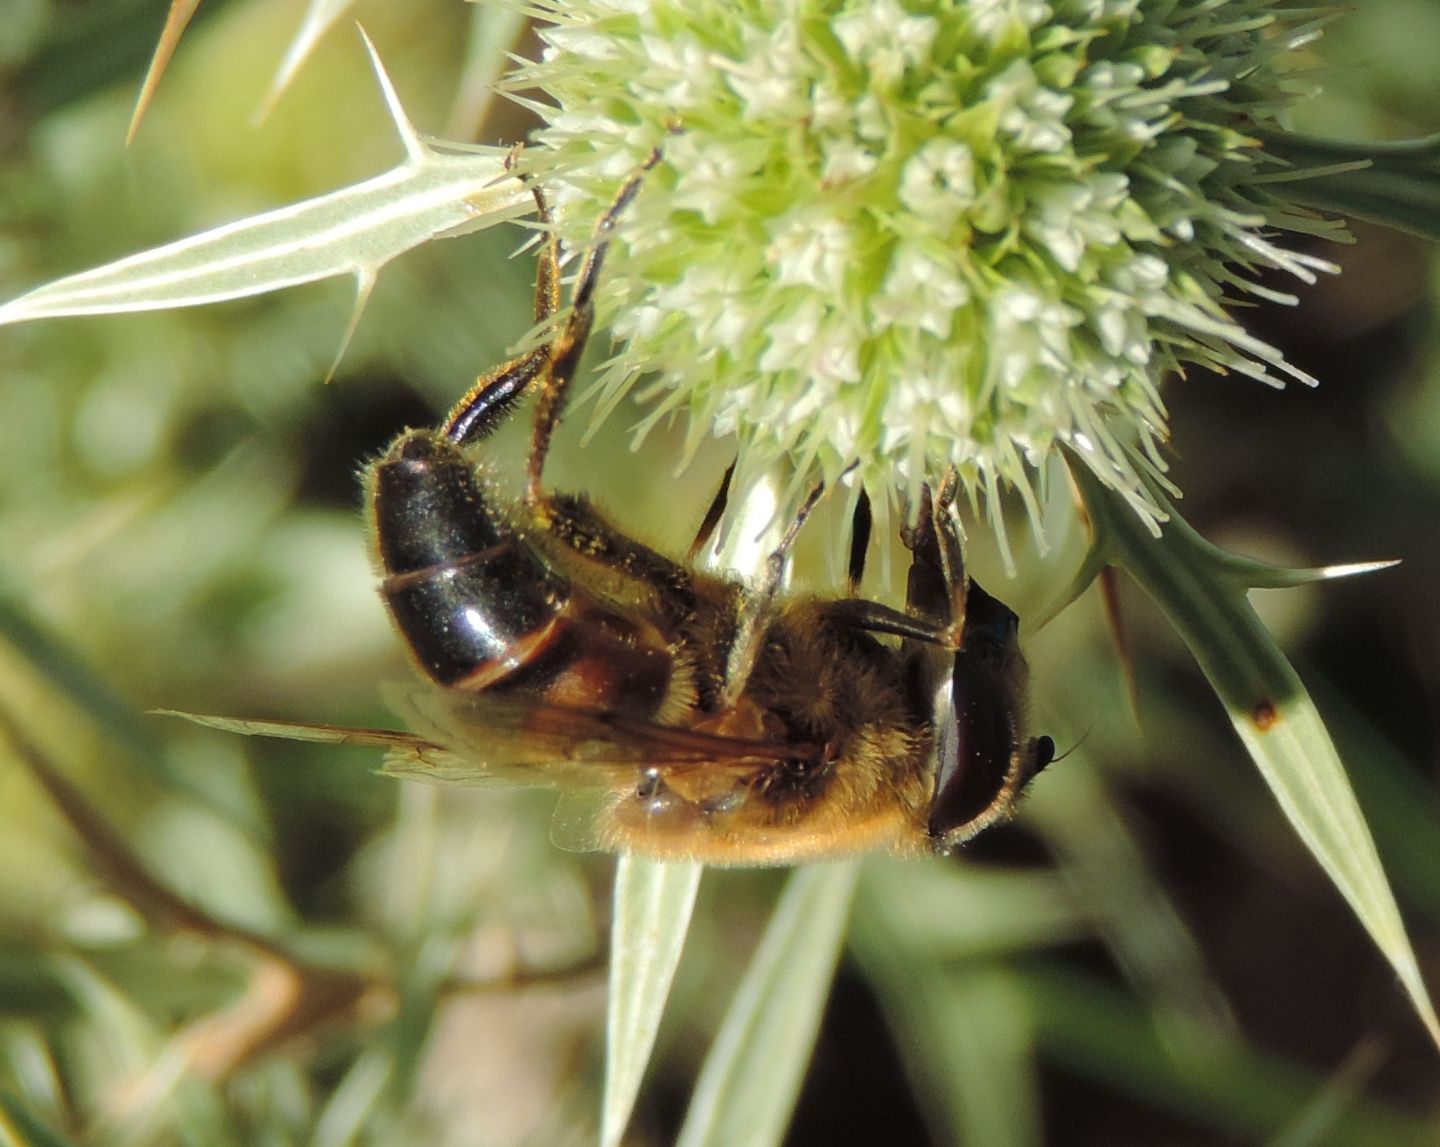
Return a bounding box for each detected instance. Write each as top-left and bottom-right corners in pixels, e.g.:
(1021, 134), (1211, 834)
(181, 152), (1054, 865)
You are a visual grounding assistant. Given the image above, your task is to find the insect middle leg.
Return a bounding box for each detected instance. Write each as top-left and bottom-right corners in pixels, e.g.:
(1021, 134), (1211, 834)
(715, 477), (831, 710)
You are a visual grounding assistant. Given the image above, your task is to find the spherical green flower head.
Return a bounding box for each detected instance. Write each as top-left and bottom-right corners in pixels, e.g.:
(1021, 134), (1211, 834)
(514, 0), (1333, 539)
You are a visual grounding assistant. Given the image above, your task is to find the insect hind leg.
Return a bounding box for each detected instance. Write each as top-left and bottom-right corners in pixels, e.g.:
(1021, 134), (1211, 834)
(442, 175), (560, 445)
(527, 149), (663, 501)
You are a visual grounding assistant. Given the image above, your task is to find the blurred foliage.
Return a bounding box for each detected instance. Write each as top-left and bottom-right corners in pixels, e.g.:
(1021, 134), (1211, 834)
(0, 1), (1437, 1145)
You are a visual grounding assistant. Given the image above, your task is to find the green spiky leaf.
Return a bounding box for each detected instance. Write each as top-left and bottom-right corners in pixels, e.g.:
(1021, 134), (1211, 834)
(1069, 457), (1439, 1049)
(0, 31), (531, 383)
(601, 855), (702, 1147)
(676, 861), (859, 1147)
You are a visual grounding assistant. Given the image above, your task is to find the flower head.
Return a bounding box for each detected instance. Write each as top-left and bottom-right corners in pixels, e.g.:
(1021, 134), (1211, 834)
(513, 0), (1334, 543)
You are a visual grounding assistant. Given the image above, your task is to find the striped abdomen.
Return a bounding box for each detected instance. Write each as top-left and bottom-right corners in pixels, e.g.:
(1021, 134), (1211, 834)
(368, 431), (674, 717)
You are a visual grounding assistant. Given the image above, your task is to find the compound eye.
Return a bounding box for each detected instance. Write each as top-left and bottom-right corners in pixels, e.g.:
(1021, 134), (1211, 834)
(927, 651), (1014, 842)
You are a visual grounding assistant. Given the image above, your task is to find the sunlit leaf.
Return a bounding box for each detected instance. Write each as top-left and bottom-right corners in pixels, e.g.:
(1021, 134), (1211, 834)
(0, 1030), (66, 1134)
(1310, 679), (1440, 919)
(54, 958), (229, 1144)
(1069, 457), (1440, 1050)
(0, 31), (532, 383)
(601, 855), (702, 1147)
(311, 1050), (395, 1147)
(1227, 558), (1399, 588)
(675, 861), (859, 1147)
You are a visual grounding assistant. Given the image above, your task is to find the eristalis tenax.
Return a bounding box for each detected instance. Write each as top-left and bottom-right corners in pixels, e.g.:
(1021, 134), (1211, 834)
(172, 152), (1054, 865)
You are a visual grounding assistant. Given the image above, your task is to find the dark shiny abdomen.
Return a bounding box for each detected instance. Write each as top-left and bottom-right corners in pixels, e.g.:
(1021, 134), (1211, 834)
(368, 430), (675, 716)
(370, 430), (569, 688)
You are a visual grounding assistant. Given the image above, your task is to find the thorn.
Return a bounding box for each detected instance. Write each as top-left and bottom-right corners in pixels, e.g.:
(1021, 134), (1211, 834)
(1318, 558), (1401, 579)
(323, 267), (377, 384)
(127, 0), (204, 145)
(356, 24), (427, 165)
(254, 4), (350, 126)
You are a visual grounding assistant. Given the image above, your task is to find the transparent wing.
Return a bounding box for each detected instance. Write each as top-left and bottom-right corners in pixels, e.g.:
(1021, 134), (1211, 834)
(548, 788), (610, 853)
(385, 682), (816, 785)
(156, 708), (483, 777)
(161, 696), (830, 859)
(162, 687), (817, 789)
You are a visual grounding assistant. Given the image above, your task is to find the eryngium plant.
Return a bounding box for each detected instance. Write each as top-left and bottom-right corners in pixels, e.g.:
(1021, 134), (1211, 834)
(3, 2), (1438, 1145)
(515, 0), (1338, 538)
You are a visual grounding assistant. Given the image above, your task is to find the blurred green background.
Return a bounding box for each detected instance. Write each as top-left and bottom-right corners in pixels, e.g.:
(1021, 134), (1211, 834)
(0, 1), (1437, 1144)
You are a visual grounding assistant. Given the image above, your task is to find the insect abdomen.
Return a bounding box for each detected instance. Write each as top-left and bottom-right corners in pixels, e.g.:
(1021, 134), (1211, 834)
(369, 431), (676, 716)
(370, 431), (569, 689)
